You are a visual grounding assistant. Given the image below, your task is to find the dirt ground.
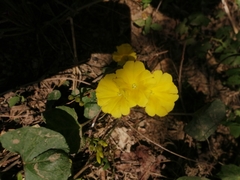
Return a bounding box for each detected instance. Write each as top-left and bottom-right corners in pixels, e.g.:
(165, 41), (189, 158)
(0, 0), (240, 179)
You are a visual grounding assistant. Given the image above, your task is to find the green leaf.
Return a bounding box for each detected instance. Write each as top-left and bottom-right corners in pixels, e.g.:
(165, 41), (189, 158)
(68, 95), (75, 101)
(0, 127), (69, 161)
(143, 3), (149, 9)
(44, 106), (81, 153)
(134, 19), (146, 27)
(227, 122), (240, 138)
(143, 16), (152, 35)
(215, 9), (226, 19)
(96, 152), (101, 164)
(220, 53), (240, 65)
(84, 103), (101, 119)
(75, 96), (81, 103)
(47, 90), (61, 101)
(71, 88), (80, 96)
(82, 90), (97, 104)
(215, 46), (225, 53)
(185, 37), (196, 45)
(236, 32), (240, 41)
(142, 0), (151, 9)
(188, 40), (212, 60)
(17, 172), (23, 180)
(8, 96), (21, 107)
(142, 0), (152, 4)
(199, 41), (212, 53)
(102, 157), (110, 170)
(81, 90), (101, 119)
(189, 13), (210, 26)
(177, 176), (209, 180)
(225, 68), (240, 76)
(218, 164), (240, 179)
(150, 23), (162, 31)
(46, 90), (62, 109)
(237, 0), (240, 7)
(215, 26), (232, 39)
(20, 96), (25, 103)
(98, 140), (108, 147)
(227, 75), (240, 85)
(176, 19), (188, 35)
(184, 99), (226, 141)
(220, 40), (235, 53)
(235, 109), (240, 117)
(24, 149), (71, 180)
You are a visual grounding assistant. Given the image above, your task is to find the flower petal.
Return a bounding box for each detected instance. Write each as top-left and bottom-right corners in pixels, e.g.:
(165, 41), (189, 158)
(115, 61), (155, 106)
(117, 44), (134, 54)
(112, 44), (137, 65)
(145, 70), (179, 117)
(112, 53), (123, 62)
(96, 74), (134, 118)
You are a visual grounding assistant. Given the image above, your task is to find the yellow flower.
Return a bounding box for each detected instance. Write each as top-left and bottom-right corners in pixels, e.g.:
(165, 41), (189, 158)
(145, 70), (179, 117)
(96, 60), (178, 118)
(96, 73), (135, 118)
(114, 61), (155, 107)
(112, 44), (137, 65)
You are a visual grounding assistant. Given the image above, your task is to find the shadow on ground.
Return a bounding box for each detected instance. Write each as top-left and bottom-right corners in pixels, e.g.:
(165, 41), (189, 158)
(0, 0), (131, 93)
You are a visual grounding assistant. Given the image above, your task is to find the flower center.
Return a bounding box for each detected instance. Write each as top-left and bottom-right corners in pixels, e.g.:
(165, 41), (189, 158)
(132, 83), (137, 89)
(149, 90), (153, 95)
(118, 89), (125, 96)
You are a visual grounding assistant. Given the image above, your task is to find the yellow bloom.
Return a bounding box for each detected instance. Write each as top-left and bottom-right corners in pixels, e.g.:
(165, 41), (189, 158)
(112, 44), (137, 65)
(145, 70), (179, 117)
(96, 73), (135, 118)
(96, 60), (178, 118)
(114, 61), (155, 107)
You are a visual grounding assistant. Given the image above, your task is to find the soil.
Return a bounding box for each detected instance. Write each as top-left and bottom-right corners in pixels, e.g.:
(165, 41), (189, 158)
(0, 0), (240, 179)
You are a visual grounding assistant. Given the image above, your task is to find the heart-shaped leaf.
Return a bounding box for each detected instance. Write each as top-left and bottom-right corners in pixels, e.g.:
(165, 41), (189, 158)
(184, 99), (226, 141)
(82, 90), (101, 119)
(44, 106), (81, 153)
(0, 127), (71, 180)
(24, 149), (71, 180)
(150, 23), (162, 31)
(217, 164), (240, 180)
(84, 103), (101, 119)
(134, 19), (145, 27)
(226, 122), (240, 138)
(8, 96), (20, 107)
(47, 90), (61, 101)
(0, 126), (69, 161)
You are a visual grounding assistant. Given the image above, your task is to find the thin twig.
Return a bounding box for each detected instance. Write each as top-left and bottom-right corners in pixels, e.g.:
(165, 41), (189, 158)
(43, 77), (91, 85)
(54, 0), (76, 13)
(153, 0), (163, 17)
(0, 76), (90, 97)
(68, 16), (81, 90)
(88, 110), (102, 138)
(2, 159), (21, 172)
(168, 112), (193, 116)
(221, 0), (239, 34)
(178, 43), (187, 113)
(68, 17), (78, 64)
(124, 120), (196, 162)
(168, 58), (179, 77)
(147, 0), (163, 24)
(73, 163), (91, 179)
(0, 115), (28, 118)
(76, 0), (102, 12)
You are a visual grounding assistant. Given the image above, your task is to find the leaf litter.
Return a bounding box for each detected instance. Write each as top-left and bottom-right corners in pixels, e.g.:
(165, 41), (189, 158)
(0, 0), (240, 179)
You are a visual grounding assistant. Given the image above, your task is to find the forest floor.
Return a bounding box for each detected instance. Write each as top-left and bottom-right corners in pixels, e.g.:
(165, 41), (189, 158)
(0, 0), (240, 179)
